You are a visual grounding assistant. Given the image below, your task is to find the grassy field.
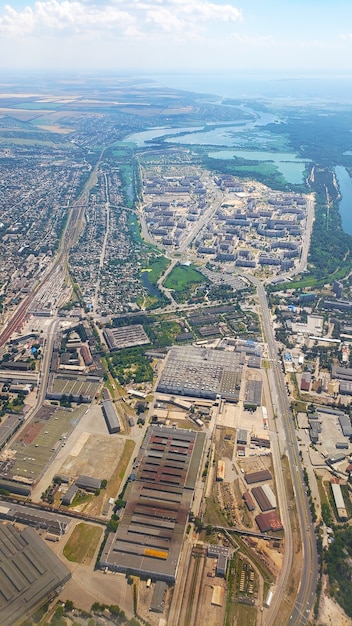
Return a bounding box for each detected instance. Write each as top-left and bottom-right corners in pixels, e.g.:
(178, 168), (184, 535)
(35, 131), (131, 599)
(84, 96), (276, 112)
(142, 255), (170, 285)
(63, 523), (103, 563)
(164, 264), (205, 291)
(234, 603), (257, 626)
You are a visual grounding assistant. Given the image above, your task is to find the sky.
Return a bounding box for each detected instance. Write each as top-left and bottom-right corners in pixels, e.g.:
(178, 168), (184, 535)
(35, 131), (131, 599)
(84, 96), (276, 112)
(1, 0), (352, 74)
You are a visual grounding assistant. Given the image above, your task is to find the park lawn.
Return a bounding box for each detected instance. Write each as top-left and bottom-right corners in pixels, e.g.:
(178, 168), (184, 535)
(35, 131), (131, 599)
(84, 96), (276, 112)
(164, 264), (205, 291)
(63, 523), (103, 563)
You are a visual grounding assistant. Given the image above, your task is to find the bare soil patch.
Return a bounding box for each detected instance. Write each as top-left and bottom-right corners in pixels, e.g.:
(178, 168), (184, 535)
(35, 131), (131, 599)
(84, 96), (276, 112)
(317, 574), (351, 626)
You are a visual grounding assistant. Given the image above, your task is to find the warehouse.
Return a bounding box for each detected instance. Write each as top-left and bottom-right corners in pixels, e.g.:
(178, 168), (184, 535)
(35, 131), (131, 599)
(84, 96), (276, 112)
(0, 414), (23, 450)
(252, 485), (276, 511)
(244, 470), (272, 485)
(336, 441), (349, 450)
(99, 426), (206, 582)
(339, 380), (352, 395)
(244, 380), (262, 407)
(331, 483), (348, 521)
(326, 453), (345, 466)
(338, 414), (352, 438)
(211, 586), (225, 607)
(0, 523), (71, 624)
(216, 460), (225, 481)
(102, 399), (121, 433)
(150, 581), (168, 613)
(255, 511), (283, 533)
(75, 475), (101, 491)
(0, 479), (31, 497)
(61, 484), (78, 506)
(243, 491), (255, 511)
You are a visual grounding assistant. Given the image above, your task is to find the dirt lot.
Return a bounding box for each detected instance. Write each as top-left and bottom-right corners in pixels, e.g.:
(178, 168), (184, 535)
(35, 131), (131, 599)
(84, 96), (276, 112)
(59, 434), (126, 481)
(58, 436), (135, 517)
(215, 426), (235, 460)
(238, 454), (273, 475)
(197, 556), (227, 626)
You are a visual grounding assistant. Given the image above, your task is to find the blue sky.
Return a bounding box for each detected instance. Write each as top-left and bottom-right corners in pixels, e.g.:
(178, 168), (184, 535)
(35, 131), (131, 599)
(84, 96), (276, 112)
(1, 1), (352, 73)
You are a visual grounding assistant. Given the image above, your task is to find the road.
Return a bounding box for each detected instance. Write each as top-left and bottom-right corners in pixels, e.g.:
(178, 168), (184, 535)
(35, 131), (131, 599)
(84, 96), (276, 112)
(37, 318), (59, 407)
(245, 274), (319, 626)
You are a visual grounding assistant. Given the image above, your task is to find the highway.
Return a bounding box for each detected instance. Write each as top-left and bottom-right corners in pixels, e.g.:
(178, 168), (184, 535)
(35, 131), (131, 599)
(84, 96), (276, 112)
(246, 274), (319, 626)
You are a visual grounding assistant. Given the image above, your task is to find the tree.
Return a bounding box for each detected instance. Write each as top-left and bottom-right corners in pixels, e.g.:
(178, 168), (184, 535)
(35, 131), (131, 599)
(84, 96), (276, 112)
(64, 599), (74, 612)
(107, 518), (118, 532)
(194, 517), (203, 532)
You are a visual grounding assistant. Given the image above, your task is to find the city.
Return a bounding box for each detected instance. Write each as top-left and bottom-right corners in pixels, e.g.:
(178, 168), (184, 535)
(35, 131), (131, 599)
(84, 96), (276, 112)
(0, 73), (351, 626)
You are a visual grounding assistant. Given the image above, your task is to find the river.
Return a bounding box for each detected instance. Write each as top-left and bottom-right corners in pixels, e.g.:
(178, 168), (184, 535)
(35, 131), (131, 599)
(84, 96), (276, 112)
(335, 165), (352, 236)
(141, 271), (162, 298)
(123, 105), (309, 183)
(124, 108), (277, 149)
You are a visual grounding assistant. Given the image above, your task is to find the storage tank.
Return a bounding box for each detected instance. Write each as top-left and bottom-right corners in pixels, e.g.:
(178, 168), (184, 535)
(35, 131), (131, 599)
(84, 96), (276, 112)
(264, 589), (273, 608)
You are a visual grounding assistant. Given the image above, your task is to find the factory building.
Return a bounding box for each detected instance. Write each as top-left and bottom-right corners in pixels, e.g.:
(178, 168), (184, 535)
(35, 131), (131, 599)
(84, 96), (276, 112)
(99, 426), (206, 583)
(0, 501), (70, 535)
(0, 523), (71, 624)
(157, 346), (243, 402)
(104, 324), (150, 351)
(207, 545), (230, 577)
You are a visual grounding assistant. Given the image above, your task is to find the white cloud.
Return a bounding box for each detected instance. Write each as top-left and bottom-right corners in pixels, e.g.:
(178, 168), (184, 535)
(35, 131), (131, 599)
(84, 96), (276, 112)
(0, 1), (242, 38)
(0, 1), (136, 36)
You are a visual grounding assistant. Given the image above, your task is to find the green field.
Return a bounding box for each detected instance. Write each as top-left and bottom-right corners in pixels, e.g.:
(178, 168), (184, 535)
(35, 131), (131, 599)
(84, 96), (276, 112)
(63, 523), (103, 563)
(142, 255), (170, 285)
(164, 264), (205, 291)
(0, 136), (57, 146)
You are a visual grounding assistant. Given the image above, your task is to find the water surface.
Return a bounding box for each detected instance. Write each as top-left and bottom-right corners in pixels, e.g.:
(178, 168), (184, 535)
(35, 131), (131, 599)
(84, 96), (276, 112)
(335, 165), (352, 235)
